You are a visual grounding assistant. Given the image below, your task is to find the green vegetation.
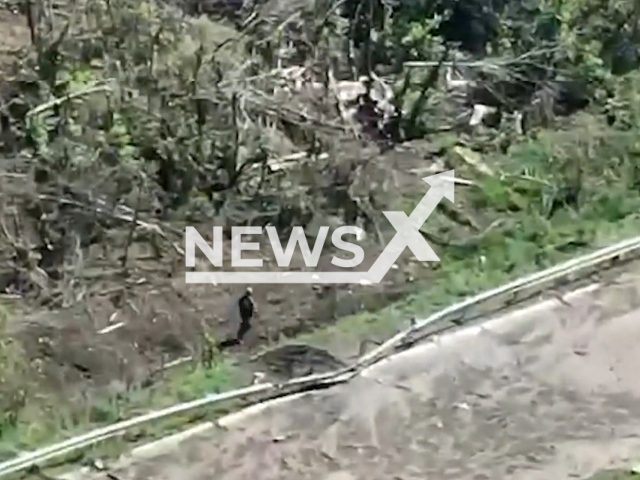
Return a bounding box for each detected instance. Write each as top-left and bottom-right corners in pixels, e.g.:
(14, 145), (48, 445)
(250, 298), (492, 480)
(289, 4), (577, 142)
(0, 0), (640, 468)
(585, 469), (640, 480)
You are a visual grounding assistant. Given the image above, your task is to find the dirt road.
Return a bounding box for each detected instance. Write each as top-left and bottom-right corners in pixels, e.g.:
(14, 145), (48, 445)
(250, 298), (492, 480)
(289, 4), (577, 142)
(71, 266), (640, 480)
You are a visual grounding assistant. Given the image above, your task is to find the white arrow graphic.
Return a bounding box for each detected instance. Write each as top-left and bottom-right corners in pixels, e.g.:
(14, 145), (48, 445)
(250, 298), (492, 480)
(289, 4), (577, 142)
(186, 170), (454, 284)
(365, 169), (455, 283)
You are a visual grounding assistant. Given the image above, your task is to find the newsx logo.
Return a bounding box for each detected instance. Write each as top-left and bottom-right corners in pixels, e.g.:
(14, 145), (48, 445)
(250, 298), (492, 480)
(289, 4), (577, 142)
(184, 170), (455, 284)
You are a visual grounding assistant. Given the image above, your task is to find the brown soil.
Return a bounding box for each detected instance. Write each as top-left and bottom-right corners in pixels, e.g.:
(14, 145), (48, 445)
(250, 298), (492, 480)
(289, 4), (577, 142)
(71, 262), (640, 480)
(0, 8), (29, 70)
(13, 244), (411, 396)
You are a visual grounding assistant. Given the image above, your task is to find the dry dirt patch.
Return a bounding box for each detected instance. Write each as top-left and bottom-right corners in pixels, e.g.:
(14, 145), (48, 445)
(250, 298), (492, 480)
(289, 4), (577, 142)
(0, 7), (29, 71)
(11, 228), (418, 399)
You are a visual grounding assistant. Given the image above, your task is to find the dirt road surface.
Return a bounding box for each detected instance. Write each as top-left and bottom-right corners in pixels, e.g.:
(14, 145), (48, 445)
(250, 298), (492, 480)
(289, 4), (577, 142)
(70, 266), (640, 480)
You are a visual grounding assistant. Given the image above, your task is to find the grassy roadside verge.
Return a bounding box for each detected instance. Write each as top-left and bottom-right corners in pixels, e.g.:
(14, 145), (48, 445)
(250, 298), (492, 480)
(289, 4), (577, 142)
(3, 112), (640, 466)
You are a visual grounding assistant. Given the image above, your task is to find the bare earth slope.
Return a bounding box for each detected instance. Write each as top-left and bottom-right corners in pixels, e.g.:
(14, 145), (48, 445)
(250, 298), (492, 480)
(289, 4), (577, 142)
(62, 266), (640, 479)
